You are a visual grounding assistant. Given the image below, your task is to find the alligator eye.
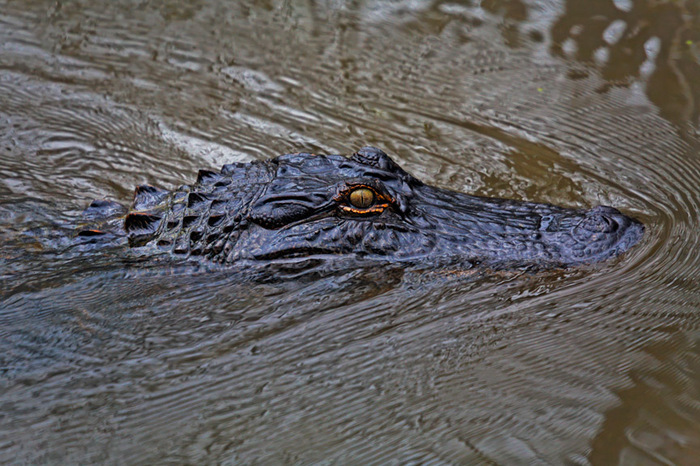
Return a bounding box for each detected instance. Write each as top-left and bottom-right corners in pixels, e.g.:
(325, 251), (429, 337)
(349, 188), (375, 209)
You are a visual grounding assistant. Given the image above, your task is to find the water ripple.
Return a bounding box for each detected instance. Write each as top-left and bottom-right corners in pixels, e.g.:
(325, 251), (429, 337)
(1, 0), (699, 464)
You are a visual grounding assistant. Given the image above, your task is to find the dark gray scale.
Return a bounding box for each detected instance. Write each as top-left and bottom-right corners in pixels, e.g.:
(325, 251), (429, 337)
(121, 185), (173, 246)
(132, 185), (169, 211)
(196, 169), (223, 185)
(124, 212), (163, 247)
(121, 184), (170, 247)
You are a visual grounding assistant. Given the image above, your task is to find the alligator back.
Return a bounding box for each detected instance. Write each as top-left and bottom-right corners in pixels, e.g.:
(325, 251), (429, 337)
(81, 159), (275, 262)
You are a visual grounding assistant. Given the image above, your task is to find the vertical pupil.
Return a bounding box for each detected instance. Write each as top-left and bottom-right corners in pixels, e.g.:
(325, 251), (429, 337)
(350, 188), (374, 208)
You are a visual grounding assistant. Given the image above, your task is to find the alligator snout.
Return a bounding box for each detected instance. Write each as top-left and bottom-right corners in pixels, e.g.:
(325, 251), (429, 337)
(572, 205), (644, 262)
(578, 206), (624, 233)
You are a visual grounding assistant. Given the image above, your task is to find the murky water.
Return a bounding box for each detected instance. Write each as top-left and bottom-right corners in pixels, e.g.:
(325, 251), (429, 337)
(1, 0), (699, 463)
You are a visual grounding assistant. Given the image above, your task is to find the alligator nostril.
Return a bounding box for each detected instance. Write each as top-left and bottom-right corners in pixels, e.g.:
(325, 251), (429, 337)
(600, 215), (618, 232)
(583, 215), (617, 233)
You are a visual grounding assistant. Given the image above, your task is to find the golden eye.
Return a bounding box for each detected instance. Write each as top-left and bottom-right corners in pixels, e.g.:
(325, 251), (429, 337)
(349, 187), (375, 209)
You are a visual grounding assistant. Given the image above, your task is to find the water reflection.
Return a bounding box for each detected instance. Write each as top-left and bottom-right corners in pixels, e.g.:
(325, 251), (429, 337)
(550, 0), (700, 127)
(418, 0), (700, 127)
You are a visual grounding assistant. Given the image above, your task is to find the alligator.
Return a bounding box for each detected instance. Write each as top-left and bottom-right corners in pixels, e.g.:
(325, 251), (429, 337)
(78, 147), (644, 270)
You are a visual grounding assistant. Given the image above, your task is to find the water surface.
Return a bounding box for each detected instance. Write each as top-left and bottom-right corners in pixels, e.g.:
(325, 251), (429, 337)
(1, 0), (700, 463)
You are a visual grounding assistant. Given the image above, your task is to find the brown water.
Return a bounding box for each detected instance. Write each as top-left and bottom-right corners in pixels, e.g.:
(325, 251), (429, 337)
(1, 0), (699, 464)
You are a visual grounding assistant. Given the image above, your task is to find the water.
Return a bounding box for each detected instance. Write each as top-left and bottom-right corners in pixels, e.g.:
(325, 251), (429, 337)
(1, 0), (699, 463)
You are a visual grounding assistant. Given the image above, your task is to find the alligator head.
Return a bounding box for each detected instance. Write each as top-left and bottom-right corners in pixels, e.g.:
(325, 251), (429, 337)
(93, 147), (643, 269)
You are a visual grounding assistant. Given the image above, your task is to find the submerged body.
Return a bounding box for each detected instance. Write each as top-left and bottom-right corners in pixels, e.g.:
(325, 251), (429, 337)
(80, 147), (644, 269)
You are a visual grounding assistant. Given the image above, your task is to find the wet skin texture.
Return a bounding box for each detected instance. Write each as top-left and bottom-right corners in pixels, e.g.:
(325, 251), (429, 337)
(80, 147), (644, 269)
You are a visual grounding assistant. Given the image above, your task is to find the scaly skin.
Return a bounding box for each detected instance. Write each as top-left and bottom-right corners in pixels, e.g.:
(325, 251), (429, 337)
(80, 147), (644, 269)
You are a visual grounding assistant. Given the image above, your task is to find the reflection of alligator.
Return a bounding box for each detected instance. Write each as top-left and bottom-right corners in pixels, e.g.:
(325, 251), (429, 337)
(550, 0), (700, 125)
(79, 147), (643, 269)
(425, 0), (700, 126)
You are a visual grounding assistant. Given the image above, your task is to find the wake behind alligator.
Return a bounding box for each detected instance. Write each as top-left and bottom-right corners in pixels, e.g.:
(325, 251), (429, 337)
(78, 147), (644, 270)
